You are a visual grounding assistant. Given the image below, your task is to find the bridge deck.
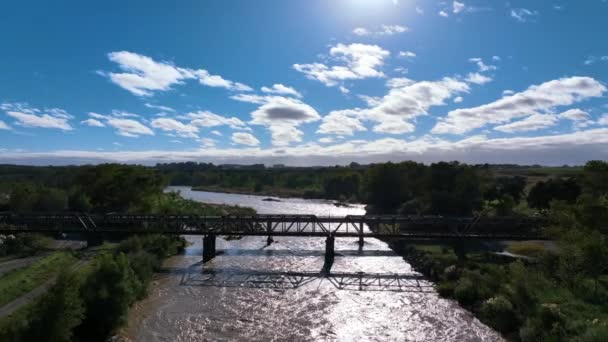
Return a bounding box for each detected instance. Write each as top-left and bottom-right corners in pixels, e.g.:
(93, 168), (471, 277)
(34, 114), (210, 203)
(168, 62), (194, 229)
(0, 213), (548, 240)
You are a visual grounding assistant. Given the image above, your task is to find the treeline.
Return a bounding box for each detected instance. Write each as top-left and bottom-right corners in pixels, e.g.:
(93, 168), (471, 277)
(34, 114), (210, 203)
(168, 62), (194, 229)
(0, 162), (586, 213)
(0, 235), (186, 342)
(394, 160), (608, 341)
(0, 164), (254, 215)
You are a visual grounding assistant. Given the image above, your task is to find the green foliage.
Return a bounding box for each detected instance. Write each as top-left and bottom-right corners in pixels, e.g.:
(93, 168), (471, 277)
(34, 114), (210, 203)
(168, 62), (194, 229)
(322, 173), (360, 200)
(0, 252), (77, 307)
(77, 164), (165, 212)
(0, 233), (51, 257)
(527, 177), (581, 210)
(454, 277), (477, 306)
(24, 271), (85, 342)
(577, 325), (608, 342)
(485, 176), (527, 203)
(77, 253), (139, 340)
(481, 295), (516, 333)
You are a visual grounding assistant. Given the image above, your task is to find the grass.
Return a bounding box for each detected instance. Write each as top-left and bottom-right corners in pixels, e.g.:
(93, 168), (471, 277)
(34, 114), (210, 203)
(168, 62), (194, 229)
(506, 241), (546, 257)
(0, 297), (39, 340)
(0, 252), (77, 307)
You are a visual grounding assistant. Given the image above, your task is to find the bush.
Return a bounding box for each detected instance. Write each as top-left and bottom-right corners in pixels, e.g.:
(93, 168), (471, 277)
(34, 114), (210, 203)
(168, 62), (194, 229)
(577, 325), (608, 342)
(76, 253), (139, 341)
(454, 277), (478, 306)
(436, 282), (455, 297)
(519, 304), (567, 342)
(481, 295), (516, 333)
(24, 271), (85, 342)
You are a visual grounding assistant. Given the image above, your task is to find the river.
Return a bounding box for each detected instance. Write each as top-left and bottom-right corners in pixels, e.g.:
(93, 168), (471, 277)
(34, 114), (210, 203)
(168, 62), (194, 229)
(124, 186), (503, 341)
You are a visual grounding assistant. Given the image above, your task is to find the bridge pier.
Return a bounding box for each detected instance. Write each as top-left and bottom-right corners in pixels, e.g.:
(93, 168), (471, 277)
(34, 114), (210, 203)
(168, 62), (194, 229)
(202, 234), (216, 263)
(86, 232), (103, 248)
(322, 234), (335, 275)
(266, 220), (274, 246)
(358, 222), (364, 247)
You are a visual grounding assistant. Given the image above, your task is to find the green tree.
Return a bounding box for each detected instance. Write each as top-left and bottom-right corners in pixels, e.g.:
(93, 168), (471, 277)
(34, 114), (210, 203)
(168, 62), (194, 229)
(24, 271), (84, 342)
(76, 253), (139, 340)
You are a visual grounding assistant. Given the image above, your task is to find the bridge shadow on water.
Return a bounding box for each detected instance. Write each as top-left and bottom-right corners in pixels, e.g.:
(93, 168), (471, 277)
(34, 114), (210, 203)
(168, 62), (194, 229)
(184, 248), (398, 258)
(158, 265), (435, 293)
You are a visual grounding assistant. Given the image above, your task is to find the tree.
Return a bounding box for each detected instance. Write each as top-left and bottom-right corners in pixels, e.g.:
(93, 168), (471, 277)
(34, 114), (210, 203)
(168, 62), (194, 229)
(485, 176), (526, 203)
(429, 162), (483, 216)
(76, 253), (138, 340)
(25, 271), (84, 342)
(527, 178), (581, 210)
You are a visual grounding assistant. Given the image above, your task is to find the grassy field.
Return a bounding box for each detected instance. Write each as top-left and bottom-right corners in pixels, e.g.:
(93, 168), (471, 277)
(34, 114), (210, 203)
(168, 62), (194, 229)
(0, 252), (77, 307)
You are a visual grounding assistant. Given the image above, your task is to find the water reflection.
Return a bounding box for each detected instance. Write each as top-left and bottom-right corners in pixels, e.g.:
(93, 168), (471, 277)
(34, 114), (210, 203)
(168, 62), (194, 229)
(162, 265), (434, 293)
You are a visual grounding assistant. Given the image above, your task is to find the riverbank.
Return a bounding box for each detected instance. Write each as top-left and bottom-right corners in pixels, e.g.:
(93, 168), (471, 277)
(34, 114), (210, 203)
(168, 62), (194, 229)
(385, 239), (608, 341)
(191, 184), (323, 199)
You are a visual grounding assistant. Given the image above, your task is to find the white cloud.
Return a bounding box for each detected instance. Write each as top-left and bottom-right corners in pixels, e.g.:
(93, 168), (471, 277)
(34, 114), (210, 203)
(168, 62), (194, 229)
(7, 128), (608, 167)
(339, 86), (350, 94)
(191, 69), (252, 91)
(502, 89), (515, 96)
(453, 1), (465, 14)
(598, 114), (608, 126)
(379, 25), (408, 35)
(211, 130), (222, 136)
(105, 51), (189, 96)
(353, 27), (370, 36)
(151, 118), (198, 138)
(559, 108), (593, 129)
(398, 51), (416, 58)
(320, 77), (469, 136)
(293, 43), (390, 86)
(317, 109), (367, 136)
(104, 51), (251, 96)
(352, 25), (408, 36)
(584, 56), (608, 65)
(510, 8), (538, 22)
(454, 96), (463, 103)
(231, 132), (260, 146)
(465, 72), (493, 85)
(2, 103), (73, 130)
(416, 7), (424, 14)
(0, 120), (10, 130)
(199, 138), (217, 148)
(386, 77), (415, 88)
(432, 76), (606, 134)
(439, 10), (449, 17)
(319, 137), (334, 144)
(250, 96), (321, 146)
(185, 111), (249, 130)
(468, 57), (496, 72)
(106, 117), (154, 137)
(144, 103), (175, 112)
(559, 108), (590, 122)
(81, 118), (105, 127)
(494, 114), (558, 133)
(261, 84), (302, 98)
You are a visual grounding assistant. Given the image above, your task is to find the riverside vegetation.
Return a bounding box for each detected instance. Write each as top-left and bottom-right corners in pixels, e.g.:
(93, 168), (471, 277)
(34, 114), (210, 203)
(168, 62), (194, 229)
(0, 161), (606, 341)
(0, 164), (254, 341)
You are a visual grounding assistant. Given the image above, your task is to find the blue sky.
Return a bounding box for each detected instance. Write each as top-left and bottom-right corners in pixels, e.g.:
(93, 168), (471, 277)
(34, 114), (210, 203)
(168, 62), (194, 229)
(1, 0), (607, 165)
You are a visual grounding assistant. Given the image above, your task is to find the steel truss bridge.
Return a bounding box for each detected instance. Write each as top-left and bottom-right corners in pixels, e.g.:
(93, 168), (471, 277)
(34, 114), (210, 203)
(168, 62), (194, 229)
(0, 213), (547, 272)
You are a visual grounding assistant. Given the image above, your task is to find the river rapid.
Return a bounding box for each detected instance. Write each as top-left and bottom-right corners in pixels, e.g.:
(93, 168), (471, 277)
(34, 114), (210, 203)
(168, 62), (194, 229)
(124, 186), (503, 341)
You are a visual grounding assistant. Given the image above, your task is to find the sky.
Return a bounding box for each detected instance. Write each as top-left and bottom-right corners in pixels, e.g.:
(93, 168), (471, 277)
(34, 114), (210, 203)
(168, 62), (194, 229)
(0, 0), (607, 166)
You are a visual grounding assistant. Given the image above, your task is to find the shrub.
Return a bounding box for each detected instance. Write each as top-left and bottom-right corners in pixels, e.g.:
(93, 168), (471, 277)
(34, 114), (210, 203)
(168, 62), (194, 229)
(436, 282), (455, 297)
(454, 277), (478, 306)
(481, 295), (516, 333)
(577, 324), (608, 342)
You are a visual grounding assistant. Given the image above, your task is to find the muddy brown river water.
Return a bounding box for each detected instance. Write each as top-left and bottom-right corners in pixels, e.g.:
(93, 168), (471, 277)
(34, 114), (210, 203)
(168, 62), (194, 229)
(124, 186), (503, 341)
